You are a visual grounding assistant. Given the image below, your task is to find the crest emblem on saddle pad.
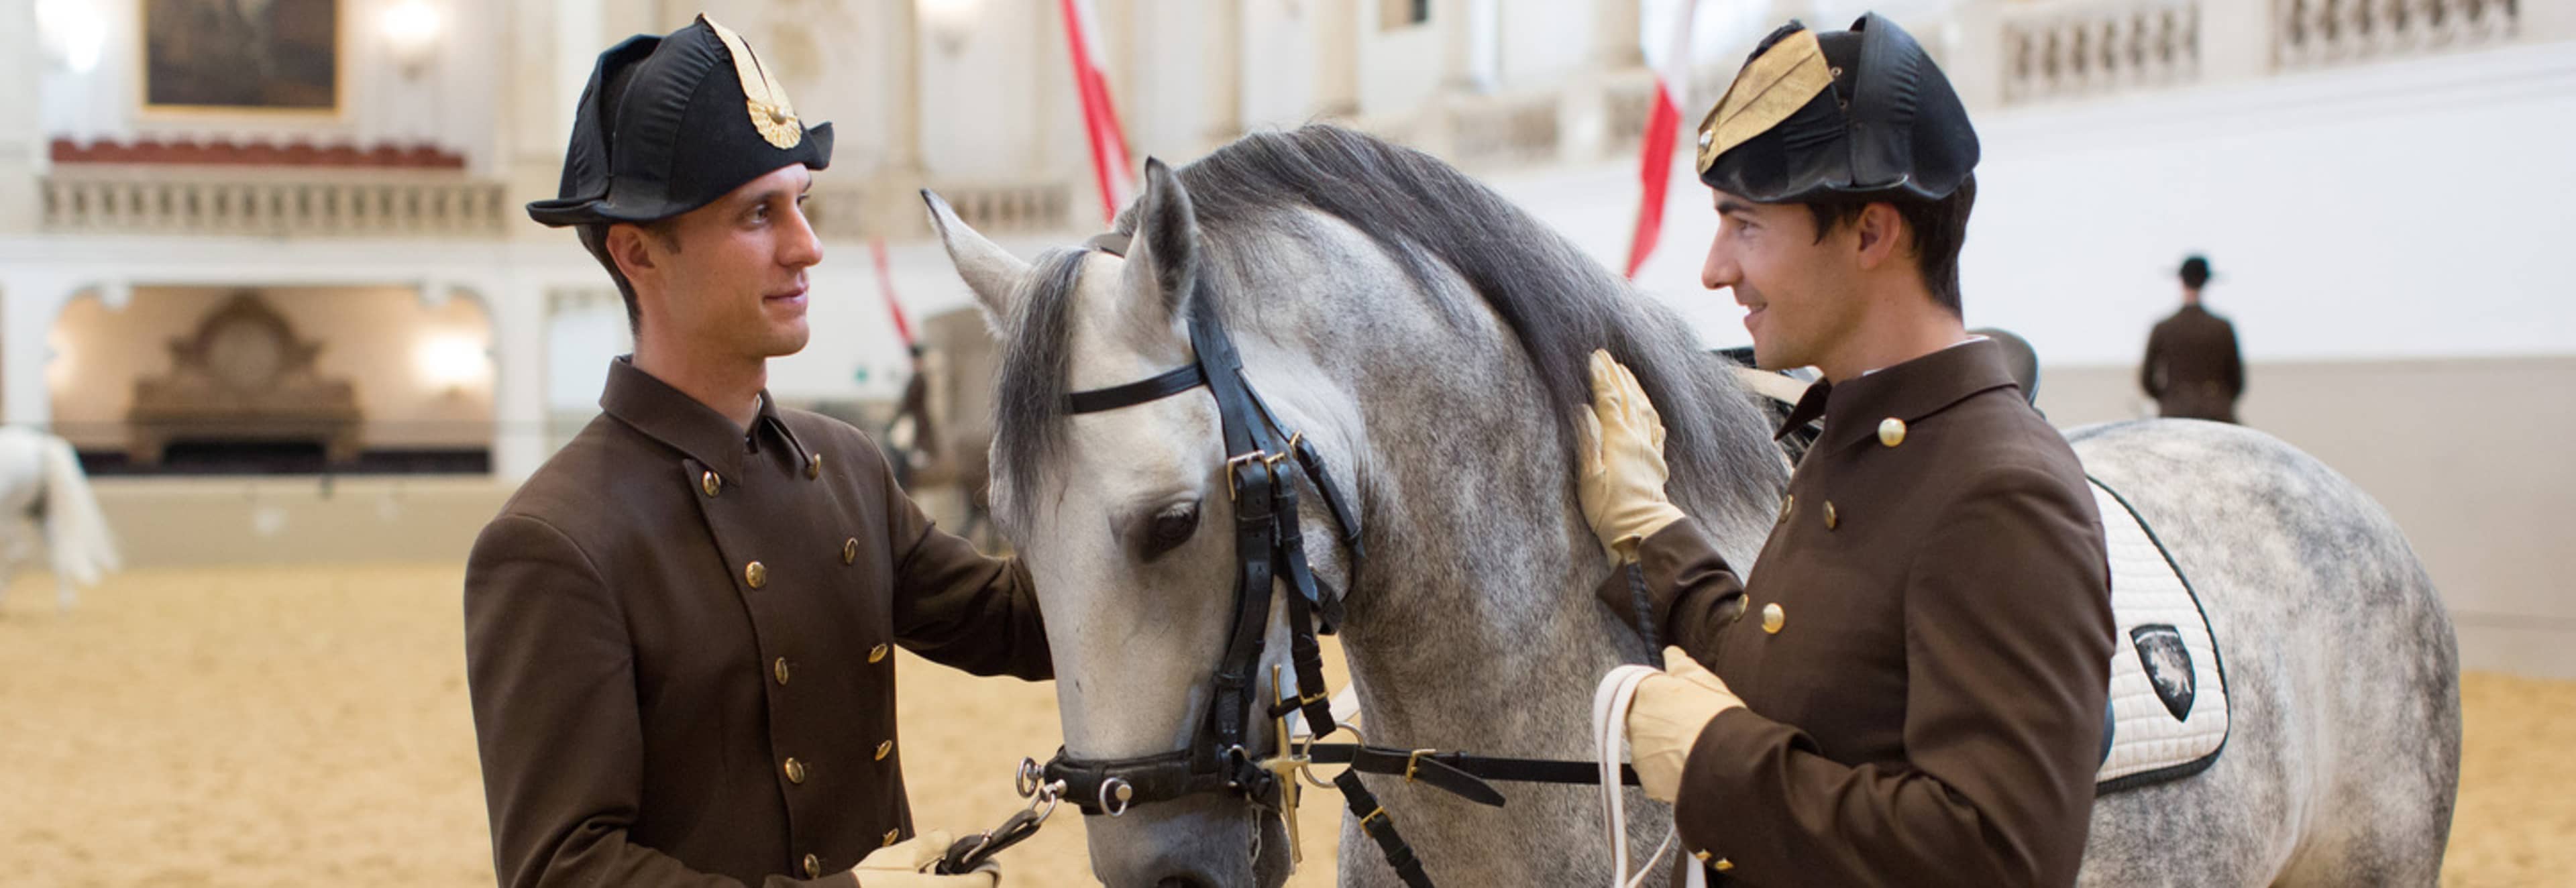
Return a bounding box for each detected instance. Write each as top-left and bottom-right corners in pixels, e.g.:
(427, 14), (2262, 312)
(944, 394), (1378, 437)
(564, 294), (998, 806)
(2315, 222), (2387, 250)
(706, 18), (803, 150)
(2131, 624), (2196, 720)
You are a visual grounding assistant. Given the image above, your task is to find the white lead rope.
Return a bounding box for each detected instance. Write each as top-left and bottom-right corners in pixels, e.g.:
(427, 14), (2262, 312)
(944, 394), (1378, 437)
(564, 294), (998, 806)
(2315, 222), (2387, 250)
(1593, 665), (1706, 888)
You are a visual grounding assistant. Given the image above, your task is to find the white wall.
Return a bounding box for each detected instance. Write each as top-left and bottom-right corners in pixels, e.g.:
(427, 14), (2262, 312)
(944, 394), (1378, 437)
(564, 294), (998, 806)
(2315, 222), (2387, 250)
(1495, 0), (1593, 89)
(916, 0), (1052, 178)
(1238, 0), (1322, 131)
(1359, 0), (1448, 116)
(1966, 40), (2576, 368)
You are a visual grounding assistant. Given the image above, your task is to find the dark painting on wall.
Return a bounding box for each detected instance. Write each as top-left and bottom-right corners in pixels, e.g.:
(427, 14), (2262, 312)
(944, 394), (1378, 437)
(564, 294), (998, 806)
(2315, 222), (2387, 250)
(142, 0), (341, 113)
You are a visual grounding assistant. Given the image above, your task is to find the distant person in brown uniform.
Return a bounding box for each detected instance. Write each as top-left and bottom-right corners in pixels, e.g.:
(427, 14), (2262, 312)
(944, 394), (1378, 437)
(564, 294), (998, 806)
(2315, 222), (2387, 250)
(2141, 255), (2245, 422)
(467, 17), (1046, 888)
(1576, 14), (2114, 886)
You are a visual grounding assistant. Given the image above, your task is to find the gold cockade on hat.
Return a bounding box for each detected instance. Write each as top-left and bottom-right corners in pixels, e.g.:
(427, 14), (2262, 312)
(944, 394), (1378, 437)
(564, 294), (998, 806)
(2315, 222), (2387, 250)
(704, 16), (804, 150)
(1696, 28), (1835, 174)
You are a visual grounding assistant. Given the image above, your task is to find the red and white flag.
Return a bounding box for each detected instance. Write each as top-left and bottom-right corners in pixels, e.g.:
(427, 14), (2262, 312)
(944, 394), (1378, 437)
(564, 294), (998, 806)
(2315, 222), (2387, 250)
(1060, 0), (1138, 223)
(870, 237), (915, 350)
(1624, 0), (1703, 279)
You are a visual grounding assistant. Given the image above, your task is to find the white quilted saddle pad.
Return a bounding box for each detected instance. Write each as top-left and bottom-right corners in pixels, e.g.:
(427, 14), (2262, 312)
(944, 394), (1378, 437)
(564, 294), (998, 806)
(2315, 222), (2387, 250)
(2092, 478), (2230, 791)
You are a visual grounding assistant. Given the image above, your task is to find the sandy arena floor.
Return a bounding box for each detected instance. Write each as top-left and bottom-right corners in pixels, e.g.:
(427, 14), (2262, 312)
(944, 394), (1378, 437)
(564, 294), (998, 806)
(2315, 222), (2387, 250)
(0, 565), (2561, 886)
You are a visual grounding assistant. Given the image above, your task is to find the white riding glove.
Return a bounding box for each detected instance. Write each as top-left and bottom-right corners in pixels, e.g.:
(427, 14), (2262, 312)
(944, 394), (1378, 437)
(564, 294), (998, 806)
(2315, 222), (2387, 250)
(1578, 350), (1690, 563)
(1627, 646), (1746, 803)
(849, 831), (998, 887)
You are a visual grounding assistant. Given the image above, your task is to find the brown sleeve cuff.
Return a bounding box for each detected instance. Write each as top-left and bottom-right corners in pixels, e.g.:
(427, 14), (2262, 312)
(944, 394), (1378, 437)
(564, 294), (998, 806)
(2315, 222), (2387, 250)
(1670, 706), (1812, 871)
(1636, 518), (1750, 655)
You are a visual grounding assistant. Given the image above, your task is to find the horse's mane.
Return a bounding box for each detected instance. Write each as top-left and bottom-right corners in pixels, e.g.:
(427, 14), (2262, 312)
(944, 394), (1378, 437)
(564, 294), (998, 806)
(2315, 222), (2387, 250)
(991, 124), (1780, 534)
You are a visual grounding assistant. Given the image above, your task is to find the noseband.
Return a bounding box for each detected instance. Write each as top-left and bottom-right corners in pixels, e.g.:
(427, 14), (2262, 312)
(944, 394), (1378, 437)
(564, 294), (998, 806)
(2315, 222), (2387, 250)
(1038, 232), (1364, 822)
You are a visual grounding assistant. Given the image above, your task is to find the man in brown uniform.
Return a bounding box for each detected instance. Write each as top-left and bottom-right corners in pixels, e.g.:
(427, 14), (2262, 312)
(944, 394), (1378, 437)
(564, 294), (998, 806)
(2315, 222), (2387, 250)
(2141, 256), (2246, 422)
(468, 17), (1048, 888)
(1577, 14), (2114, 886)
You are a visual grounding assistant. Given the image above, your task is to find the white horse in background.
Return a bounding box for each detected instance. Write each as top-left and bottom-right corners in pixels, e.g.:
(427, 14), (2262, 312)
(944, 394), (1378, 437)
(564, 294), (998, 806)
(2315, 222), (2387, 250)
(0, 427), (122, 612)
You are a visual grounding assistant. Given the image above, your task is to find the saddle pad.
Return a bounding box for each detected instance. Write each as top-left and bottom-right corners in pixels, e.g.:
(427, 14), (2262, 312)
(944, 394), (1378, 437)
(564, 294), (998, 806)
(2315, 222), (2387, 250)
(2092, 478), (2230, 792)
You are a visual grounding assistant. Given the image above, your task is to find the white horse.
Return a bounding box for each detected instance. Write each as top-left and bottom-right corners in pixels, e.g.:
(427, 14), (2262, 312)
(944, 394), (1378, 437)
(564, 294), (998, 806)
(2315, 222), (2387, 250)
(933, 125), (2458, 887)
(0, 427), (123, 612)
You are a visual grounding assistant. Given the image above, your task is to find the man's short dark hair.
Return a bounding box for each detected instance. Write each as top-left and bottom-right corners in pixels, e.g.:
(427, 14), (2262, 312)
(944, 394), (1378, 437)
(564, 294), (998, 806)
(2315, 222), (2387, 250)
(1803, 174), (1977, 316)
(576, 221), (678, 335)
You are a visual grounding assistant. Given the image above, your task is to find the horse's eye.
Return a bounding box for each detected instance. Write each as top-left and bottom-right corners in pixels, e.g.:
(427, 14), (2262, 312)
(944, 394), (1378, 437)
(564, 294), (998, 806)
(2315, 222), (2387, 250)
(1142, 504), (1200, 561)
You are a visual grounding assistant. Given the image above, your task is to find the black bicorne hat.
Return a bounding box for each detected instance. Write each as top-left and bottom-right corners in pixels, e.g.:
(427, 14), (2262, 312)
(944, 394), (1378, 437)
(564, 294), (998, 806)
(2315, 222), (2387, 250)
(527, 15), (833, 227)
(1695, 13), (1977, 204)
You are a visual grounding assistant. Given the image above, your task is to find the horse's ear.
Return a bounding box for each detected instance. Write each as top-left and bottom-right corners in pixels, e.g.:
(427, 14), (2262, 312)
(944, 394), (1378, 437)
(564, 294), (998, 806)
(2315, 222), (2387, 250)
(923, 190), (1030, 337)
(1120, 158), (1198, 329)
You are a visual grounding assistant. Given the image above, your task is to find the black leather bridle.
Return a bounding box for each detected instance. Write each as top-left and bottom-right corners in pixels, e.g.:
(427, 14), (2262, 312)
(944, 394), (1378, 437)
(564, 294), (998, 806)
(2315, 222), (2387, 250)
(1035, 233), (1646, 888)
(1038, 232), (1361, 824)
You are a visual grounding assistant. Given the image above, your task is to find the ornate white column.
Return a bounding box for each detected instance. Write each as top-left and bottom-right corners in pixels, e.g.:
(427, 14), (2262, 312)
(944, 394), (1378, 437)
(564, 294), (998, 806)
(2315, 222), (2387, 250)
(1445, 0), (1501, 93)
(0, 0), (45, 236)
(488, 278), (549, 480)
(1, 273), (78, 431)
(1203, 0), (1244, 152)
(1313, 0), (1362, 119)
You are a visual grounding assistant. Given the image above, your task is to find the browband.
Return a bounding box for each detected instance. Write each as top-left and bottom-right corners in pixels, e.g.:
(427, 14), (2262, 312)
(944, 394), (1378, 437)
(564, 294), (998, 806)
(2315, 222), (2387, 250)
(1065, 364), (1208, 414)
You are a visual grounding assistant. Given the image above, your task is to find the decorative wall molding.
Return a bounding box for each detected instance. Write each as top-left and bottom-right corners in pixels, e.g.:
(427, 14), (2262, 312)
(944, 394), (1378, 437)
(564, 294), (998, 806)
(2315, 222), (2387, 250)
(50, 138), (468, 170)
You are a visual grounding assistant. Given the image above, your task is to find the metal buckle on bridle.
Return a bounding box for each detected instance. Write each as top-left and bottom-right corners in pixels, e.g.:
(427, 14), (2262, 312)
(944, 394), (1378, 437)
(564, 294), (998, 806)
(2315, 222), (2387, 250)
(1225, 449), (1271, 504)
(1403, 748), (1440, 784)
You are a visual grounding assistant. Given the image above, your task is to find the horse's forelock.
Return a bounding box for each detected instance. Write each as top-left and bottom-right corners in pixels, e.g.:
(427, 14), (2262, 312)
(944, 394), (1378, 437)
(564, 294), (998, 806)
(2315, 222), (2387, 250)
(989, 247), (1089, 535)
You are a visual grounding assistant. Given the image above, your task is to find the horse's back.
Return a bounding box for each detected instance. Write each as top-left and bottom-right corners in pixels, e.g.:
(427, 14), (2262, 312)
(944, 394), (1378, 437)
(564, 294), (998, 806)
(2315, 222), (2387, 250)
(2066, 419), (2459, 887)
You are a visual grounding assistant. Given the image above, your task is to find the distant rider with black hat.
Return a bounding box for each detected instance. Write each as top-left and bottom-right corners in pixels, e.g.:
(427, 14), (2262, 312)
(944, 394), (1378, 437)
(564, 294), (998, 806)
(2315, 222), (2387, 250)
(466, 15), (1047, 888)
(2141, 255), (2245, 422)
(1574, 13), (2115, 885)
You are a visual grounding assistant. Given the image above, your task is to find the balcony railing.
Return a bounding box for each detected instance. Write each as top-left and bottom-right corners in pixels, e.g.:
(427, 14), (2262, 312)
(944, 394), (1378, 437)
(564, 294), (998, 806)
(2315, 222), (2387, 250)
(41, 166), (508, 237)
(2274, 0), (2520, 69)
(2002, 0), (2204, 105)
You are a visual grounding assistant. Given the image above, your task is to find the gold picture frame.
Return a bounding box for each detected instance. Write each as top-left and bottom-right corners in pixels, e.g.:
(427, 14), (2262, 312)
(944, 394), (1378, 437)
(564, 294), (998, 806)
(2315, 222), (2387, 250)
(138, 0), (348, 117)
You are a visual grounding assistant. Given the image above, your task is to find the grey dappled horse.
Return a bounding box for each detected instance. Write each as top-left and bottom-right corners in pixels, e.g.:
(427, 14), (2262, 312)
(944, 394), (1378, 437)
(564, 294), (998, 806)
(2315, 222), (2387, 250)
(929, 125), (2458, 887)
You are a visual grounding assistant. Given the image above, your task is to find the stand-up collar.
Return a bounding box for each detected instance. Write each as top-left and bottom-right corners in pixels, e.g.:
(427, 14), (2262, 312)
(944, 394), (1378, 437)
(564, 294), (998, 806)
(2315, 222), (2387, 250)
(1772, 338), (2021, 455)
(597, 356), (807, 481)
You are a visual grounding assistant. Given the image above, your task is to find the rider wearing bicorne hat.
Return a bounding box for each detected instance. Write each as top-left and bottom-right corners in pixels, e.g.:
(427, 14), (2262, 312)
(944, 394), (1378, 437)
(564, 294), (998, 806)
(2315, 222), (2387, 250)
(467, 16), (1047, 888)
(1578, 14), (2115, 886)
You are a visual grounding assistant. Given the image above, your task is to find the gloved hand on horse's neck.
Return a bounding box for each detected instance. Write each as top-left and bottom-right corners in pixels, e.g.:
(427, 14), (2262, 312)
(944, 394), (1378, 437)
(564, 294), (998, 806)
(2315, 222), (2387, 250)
(1578, 349), (1689, 563)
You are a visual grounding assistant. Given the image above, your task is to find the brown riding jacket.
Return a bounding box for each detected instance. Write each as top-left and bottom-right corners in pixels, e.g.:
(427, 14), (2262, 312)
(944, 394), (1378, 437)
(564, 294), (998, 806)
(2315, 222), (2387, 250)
(2141, 304), (2245, 423)
(464, 358), (1051, 888)
(1605, 339), (2114, 887)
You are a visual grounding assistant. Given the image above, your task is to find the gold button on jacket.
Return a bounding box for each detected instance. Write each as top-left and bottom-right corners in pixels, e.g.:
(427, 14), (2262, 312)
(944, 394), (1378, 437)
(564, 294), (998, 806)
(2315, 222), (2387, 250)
(868, 643), (890, 664)
(784, 757), (807, 784)
(745, 561), (767, 589)
(463, 357), (1054, 888)
(773, 657), (792, 685)
(874, 740), (894, 761)
(802, 853), (822, 878)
